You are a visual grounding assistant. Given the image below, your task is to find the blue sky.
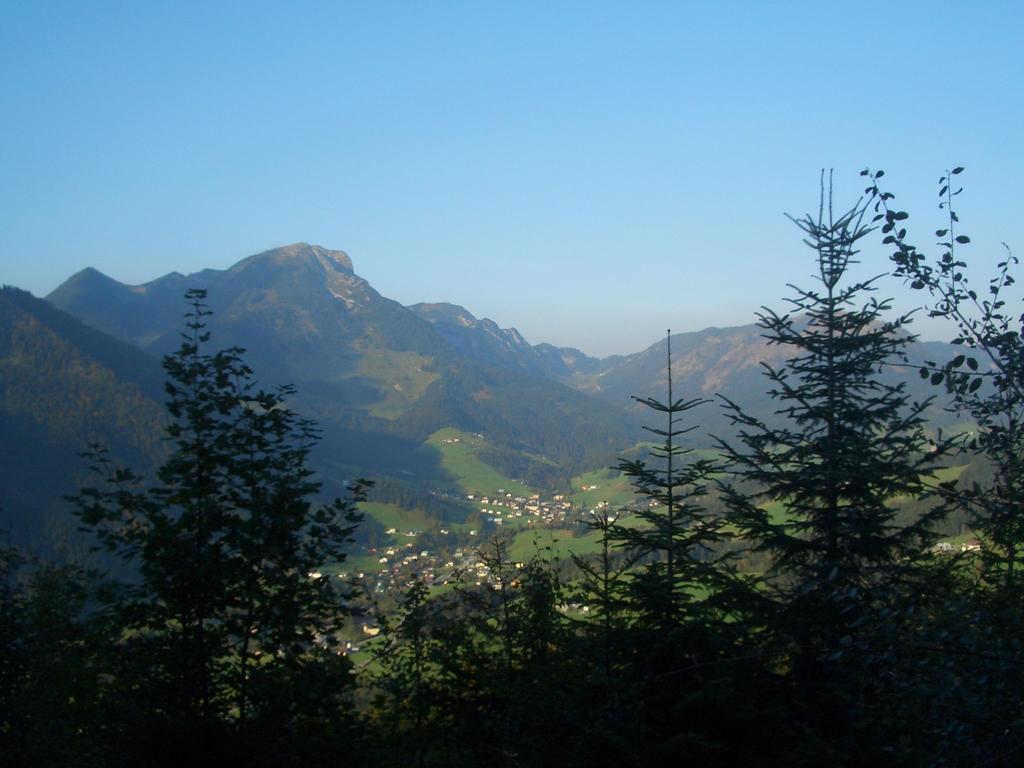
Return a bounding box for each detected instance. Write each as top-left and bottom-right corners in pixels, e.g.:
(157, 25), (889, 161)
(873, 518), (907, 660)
(2, 1), (1021, 356)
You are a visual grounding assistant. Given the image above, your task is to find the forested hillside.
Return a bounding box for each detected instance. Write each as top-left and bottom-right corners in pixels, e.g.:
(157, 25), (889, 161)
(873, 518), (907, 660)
(3, 175), (1022, 767)
(0, 287), (166, 545)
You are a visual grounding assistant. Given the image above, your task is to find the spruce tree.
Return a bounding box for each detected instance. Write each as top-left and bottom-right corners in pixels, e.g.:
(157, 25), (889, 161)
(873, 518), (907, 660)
(605, 334), (757, 764)
(570, 508), (634, 675)
(713, 179), (955, 763)
(611, 332), (734, 632)
(717, 179), (950, 643)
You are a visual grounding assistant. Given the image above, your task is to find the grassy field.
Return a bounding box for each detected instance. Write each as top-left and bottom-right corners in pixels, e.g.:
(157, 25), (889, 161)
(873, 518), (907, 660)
(759, 499), (790, 526)
(329, 553), (388, 576)
(570, 468), (635, 509)
(424, 428), (534, 497)
(361, 501), (435, 534)
(508, 528), (607, 562)
(506, 512), (663, 564)
(343, 349), (439, 420)
(569, 446), (726, 511)
(930, 464), (968, 484)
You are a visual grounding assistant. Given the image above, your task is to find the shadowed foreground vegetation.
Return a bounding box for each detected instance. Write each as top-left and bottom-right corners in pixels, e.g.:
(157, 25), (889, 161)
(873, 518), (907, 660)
(3, 172), (1023, 767)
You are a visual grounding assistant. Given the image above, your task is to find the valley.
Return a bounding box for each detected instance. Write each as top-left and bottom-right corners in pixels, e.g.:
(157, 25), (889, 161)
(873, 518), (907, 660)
(1, 242), (977, 568)
(0, 238), (1005, 767)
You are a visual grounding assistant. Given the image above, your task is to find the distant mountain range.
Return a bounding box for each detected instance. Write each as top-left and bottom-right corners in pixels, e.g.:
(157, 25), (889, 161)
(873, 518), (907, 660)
(1, 242), (966, 543)
(410, 300), (964, 440)
(44, 244), (638, 493)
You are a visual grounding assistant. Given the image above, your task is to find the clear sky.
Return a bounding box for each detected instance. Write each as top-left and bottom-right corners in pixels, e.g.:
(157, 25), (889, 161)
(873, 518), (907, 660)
(2, 1), (1021, 356)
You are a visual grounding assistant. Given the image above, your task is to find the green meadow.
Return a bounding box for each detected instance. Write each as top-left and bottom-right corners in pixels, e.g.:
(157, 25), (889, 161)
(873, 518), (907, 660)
(425, 428), (535, 497)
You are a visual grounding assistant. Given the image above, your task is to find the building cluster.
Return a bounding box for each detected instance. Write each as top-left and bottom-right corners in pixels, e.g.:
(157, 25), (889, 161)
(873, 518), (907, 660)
(468, 489), (575, 527)
(338, 486), (619, 651)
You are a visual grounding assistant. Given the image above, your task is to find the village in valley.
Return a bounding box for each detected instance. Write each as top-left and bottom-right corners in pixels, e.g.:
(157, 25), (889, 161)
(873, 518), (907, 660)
(336, 486), (618, 651)
(332, 428), (979, 654)
(325, 428), (652, 651)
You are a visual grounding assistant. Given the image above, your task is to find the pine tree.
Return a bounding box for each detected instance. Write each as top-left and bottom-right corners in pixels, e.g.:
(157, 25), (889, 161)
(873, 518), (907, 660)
(570, 508), (634, 675)
(602, 334), (758, 764)
(712, 178), (958, 764)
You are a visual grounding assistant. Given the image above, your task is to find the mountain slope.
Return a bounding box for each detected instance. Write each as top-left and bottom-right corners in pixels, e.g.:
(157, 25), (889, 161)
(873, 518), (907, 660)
(570, 324), (967, 442)
(0, 286), (167, 544)
(44, 242), (965, 500)
(408, 302), (609, 379)
(405, 300), (965, 442)
(47, 246), (639, 490)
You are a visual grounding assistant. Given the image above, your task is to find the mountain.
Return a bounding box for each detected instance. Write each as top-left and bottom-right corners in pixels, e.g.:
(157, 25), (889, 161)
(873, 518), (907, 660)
(571, 325), (777, 411)
(49, 244), (435, 370)
(408, 302), (609, 379)
(47, 245), (639, 493)
(38, 241), (968, 513)
(0, 286), (167, 545)
(403, 301), (966, 441)
(563, 324), (968, 442)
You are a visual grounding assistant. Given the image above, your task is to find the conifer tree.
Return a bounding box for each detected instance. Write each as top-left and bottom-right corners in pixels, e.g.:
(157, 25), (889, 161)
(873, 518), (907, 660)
(612, 332), (734, 632)
(711, 177), (958, 761)
(570, 508), (634, 674)
(604, 334), (759, 764)
(0, 553), (109, 767)
(72, 289), (366, 759)
(716, 178), (951, 653)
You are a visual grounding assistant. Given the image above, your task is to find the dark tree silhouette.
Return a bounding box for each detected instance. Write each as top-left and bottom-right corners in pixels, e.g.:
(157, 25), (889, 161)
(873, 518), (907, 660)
(612, 331), (739, 631)
(714, 176), (955, 760)
(864, 166), (1024, 593)
(71, 290), (367, 762)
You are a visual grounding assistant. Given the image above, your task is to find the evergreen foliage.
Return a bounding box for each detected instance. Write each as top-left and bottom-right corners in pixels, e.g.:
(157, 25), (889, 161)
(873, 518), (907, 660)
(371, 543), (584, 767)
(70, 289), (367, 763)
(715, 176), (958, 760)
(717, 179), (952, 636)
(570, 508), (634, 671)
(0, 548), (110, 768)
(612, 332), (737, 630)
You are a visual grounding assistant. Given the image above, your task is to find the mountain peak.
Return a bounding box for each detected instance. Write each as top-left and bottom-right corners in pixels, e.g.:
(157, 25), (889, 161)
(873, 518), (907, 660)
(63, 265), (120, 286)
(47, 266), (128, 309)
(235, 243), (354, 274)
